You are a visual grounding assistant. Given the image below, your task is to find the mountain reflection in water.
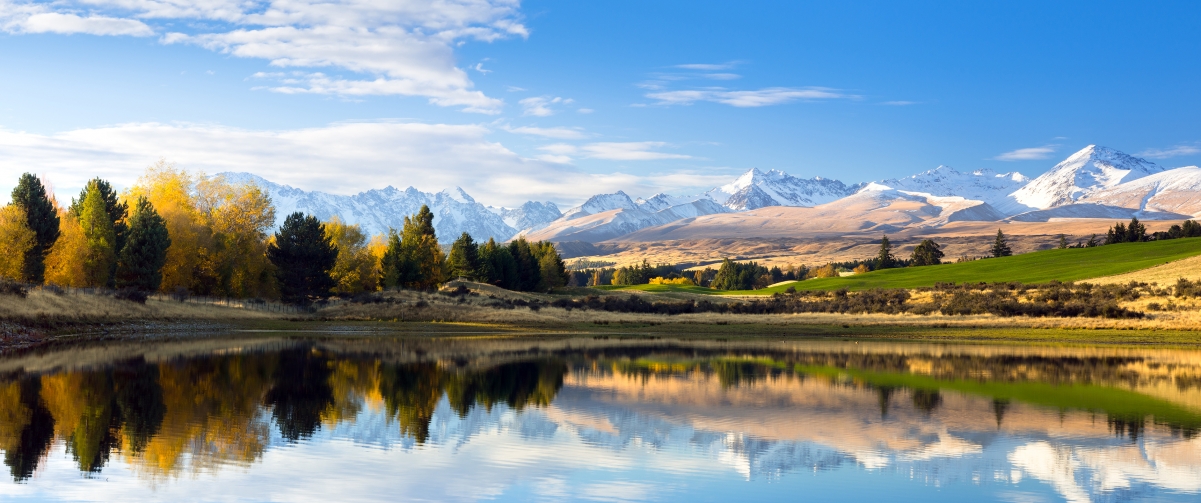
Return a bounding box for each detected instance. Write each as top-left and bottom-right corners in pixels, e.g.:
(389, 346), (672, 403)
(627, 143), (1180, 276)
(0, 337), (1200, 502)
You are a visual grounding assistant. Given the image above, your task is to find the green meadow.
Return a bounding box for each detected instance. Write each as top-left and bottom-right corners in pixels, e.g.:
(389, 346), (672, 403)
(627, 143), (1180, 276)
(596, 237), (1201, 295)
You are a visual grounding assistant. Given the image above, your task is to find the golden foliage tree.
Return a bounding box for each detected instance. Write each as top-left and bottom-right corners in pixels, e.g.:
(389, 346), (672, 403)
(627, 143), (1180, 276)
(44, 210), (88, 287)
(0, 205), (35, 281)
(324, 217), (378, 294)
(196, 175), (277, 298)
(123, 161), (210, 294)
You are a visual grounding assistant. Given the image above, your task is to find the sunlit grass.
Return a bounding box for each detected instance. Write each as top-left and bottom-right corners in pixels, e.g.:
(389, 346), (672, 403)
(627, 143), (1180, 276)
(598, 238), (1201, 295)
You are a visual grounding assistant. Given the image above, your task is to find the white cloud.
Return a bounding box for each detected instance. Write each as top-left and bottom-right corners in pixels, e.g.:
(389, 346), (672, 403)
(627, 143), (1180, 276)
(1137, 145), (1201, 159)
(537, 142), (691, 161)
(15, 12), (154, 36)
(993, 146), (1057, 161)
(519, 96), (573, 117)
(882, 100), (918, 106)
(0, 122), (704, 208)
(581, 142), (691, 161)
(704, 73), (741, 80)
(1, 0), (525, 113)
(577, 108), (594, 114)
(505, 125), (587, 140)
(646, 87), (856, 107)
(673, 62), (739, 71)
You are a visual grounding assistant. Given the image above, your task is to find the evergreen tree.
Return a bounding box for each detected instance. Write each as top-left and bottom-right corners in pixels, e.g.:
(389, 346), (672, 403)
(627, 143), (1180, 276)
(508, 237), (542, 291)
(1126, 217), (1147, 242)
(1057, 234), (1068, 249)
(910, 239), (944, 266)
(10, 174), (60, 283)
(398, 206), (444, 289)
(70, 177), (128, 256)
(1182, 220), (1201, 238)
(533, 241), (567, 290)
(1086, 234), (1099, 247)
(115, 197), (172, 292)
(379, 230), (404, 289)
(991, 229), (1012, 258)
(267, 212), (338, 303)
(78, 182), (118, 288)
(447, 232), (481, 280)
(875, 235), (895, 269)
(479, 238), (518, 289)
(1106, 222), (1127, 245)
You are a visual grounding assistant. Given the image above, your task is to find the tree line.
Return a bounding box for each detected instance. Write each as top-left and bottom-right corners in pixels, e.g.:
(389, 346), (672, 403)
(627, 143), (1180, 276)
(1, 165), (566, 303)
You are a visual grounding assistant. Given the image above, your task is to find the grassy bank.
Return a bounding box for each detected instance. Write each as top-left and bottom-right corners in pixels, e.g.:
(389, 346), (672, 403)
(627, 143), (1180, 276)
(599, 237), (1201, 295)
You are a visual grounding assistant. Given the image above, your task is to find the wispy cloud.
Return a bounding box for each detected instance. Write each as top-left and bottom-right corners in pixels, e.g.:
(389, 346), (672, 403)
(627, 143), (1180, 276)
(538, 142), (692, 161)
(993, 145), (1058, 161)
(1, 0), (526, 113)
(1137, 145), (1201, 159)
(882, 100), (918, 106)
(504, 125), (587, 140)
(519, 96), (573, 117)
(646, 87), (856, 107)
(0, 122), (704, 208)
(673, 62), (740, 71)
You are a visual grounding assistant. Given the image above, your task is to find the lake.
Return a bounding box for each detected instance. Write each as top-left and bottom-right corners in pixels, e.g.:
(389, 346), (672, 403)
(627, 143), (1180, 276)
(0, 334), (1199, 502)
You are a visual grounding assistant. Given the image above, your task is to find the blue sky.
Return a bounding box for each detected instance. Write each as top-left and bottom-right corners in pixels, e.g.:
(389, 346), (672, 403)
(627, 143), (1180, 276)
(1, 0), (1200, 207)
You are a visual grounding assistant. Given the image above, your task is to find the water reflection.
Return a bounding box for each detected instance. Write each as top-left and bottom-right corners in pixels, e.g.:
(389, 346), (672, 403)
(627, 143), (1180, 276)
(0, 337), (1199, 502)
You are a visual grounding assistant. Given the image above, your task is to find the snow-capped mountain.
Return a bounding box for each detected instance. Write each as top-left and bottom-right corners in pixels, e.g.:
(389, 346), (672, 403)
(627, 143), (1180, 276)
(1009, 145), (1164, 210)
(212, 144), (1198, 245)
(705, 168), (861, 210)
(870, 165), (1029, 210)
(489, 201), (562, 233)
(523, 190), (727, 242)
(218, 172), (518, 242)
(1076, 166), (1201, 217)
(562, 191), (640, 219)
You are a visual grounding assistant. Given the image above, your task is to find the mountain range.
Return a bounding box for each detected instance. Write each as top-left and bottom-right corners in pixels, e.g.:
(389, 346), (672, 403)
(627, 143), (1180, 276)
(219, 145), (1201, 244)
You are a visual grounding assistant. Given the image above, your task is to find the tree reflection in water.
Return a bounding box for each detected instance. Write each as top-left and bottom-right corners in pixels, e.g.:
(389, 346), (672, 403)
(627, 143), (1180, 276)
(0, 340), (1200, 484)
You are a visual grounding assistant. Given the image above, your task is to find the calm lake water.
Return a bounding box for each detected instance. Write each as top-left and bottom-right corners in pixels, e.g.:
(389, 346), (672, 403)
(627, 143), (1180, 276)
(1, 334), (1199, 502)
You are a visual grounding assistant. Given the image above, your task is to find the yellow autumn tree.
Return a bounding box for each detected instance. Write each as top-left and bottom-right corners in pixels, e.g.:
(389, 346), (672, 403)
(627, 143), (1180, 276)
(324, 217), (378, 294)
(196, 175), (277, 298)
(123, 161), (211, 294)
(0, 204), (35, 281)
(44, 210), (88, 287)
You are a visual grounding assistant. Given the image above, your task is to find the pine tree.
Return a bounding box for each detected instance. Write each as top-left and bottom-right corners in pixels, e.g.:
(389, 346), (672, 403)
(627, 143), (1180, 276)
(876, 234), (895, 269)
(1126, 217), (1147, 242)
(115, 197), (172, 292)
(991, 229), (1012, 258)
(447, 232), (481, 280)
(267, 212), (338, 303)
(478, 238), (517, 289)
(78, 183), (117, 288)
(533, 241), (567, 290)
(379, 230), (404, 289)
(508, 237), (542, 291)
(1057, 234), (1068, 249)
(10, 174), (60, 283)
(1086, 234), (1099, 247)
(70, 177), (128, 256)
(910, 239), (944, 266)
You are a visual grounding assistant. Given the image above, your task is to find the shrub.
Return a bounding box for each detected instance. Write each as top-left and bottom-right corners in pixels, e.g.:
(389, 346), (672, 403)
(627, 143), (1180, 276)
(649, 276), (695, 286)
(112, 288), (148, 304)
(0, 279), (28, 298)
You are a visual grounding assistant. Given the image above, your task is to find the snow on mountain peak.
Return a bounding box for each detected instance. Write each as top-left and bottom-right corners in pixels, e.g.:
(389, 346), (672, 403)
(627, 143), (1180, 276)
(707, 168), (858, 210)
(1010, 145), (1163, 210)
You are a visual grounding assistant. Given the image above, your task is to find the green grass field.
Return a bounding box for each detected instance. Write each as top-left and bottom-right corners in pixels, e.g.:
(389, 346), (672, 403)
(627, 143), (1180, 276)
(595, 237), (1201, 295)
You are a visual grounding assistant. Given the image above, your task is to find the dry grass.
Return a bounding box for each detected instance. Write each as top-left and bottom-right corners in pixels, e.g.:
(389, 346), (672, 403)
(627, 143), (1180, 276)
(0, 288), (280, 323)
(1087, 254), (1201, 286)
